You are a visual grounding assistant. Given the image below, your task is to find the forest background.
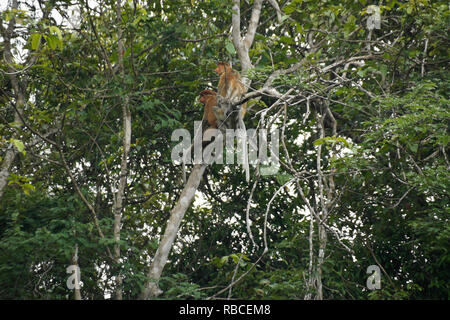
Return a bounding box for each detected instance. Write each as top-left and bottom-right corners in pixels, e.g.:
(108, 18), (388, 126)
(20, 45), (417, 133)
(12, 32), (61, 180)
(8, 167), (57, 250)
(0, 0), (448, 300)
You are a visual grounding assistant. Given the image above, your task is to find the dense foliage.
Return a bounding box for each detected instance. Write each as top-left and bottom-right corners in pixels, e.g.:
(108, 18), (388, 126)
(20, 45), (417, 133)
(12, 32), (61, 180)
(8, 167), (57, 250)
(0, 0), (448, 299)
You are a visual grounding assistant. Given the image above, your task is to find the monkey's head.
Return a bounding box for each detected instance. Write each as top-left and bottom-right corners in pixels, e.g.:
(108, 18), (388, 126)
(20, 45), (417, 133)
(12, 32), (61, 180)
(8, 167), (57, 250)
(198, 89), (216, 104)
(214, 62), (230, 75)
(199, 89), (216, 96)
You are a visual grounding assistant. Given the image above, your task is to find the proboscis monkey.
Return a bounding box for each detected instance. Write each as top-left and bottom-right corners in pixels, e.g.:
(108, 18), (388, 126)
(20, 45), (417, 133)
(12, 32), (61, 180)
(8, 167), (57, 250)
(214, 62), (250, 182)
(214, 62), (247, 122)
(199, 89), (218, 128)
(181, 90), (219, 183)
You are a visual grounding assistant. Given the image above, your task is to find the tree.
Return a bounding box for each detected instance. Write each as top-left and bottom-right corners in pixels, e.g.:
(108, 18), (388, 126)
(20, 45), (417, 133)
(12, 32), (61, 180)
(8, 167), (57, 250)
(1, 0), (448, 300)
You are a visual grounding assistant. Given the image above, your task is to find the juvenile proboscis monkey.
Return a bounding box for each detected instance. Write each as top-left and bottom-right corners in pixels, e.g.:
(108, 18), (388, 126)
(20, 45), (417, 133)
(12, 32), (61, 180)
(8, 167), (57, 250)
(181, 90), (219, 183)
(199, 89), (218, 128)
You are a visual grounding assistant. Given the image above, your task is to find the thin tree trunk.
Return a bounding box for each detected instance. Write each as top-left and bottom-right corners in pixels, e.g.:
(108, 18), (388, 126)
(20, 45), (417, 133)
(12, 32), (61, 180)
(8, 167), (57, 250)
(139, 164), (207, 299)
(232, 0), (264, 72)
(112, 0), (131, 300)
(139, 0), (269, 300)
(304, 205), (315, 300)
(0, 0), (25, 201)
(71, 244), (82, 300)
(0, 147), (18, 201)
(316, 222), (327, 299)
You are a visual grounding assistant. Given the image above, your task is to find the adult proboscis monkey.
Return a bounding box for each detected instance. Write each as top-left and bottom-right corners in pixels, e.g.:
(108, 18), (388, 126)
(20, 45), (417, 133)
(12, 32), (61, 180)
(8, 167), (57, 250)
(214, 62), (250, 182)
(214, 62), (247, 125)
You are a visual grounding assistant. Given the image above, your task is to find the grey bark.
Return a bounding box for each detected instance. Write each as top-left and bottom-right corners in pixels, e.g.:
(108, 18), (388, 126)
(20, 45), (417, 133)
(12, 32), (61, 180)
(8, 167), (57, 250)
(140, 164), (207, 299)
(71, 244), (82, 300)
(0, 0), (25, 201)
(112, 0), (131, 300)
(139, 0), (275, 299)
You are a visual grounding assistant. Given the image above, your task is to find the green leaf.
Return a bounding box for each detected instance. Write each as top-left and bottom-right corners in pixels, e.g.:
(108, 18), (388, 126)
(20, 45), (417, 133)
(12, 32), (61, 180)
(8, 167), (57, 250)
(276, 173), (293, 185)
(408, 143), (418, 153)
(313, 138), (326, 146)
(45, 35), (56, 50)
(11, 139), (26, 155)
(45, 34), (62, 50)
(49, 26), (63, 41)
(280, 36), (295, 45)
(220, 256), (229, 265)
(31, 33), (42, 50)
(225, 41), (236, 55)
(22, 183), (35, 195)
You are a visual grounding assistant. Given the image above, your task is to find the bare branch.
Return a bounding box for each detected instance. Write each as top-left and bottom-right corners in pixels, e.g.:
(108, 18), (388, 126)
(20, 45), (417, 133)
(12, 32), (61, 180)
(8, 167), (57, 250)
(231, 0), (242, 51)
(243, 0), (264, 51)
(268, 0), (282, 24)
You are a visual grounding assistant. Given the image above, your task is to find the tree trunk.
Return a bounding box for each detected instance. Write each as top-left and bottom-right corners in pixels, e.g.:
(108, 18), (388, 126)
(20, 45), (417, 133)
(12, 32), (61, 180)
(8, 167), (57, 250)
(112, 0), (131, 300)
(0, 0), (25, 201)
(0, 148), (18, 200)
(139, 0), (267, 299)
(71, 244), (82, 300)
(139, 164), (207, 299)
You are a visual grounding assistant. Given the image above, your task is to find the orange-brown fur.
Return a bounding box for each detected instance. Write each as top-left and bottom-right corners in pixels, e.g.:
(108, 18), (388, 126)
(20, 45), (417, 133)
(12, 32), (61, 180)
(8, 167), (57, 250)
(214, 62), (247, 119)
(199, 89), (218, 128)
